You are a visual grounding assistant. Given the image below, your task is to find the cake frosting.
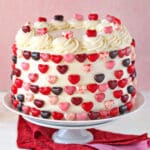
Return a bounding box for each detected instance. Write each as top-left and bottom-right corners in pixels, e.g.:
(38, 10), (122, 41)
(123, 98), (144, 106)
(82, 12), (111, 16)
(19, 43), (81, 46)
(11, 14), (136, 120)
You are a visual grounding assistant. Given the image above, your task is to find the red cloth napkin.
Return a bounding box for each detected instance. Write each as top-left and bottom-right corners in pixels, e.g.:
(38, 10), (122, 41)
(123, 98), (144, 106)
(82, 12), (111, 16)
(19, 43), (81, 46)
(17, 116), (149, 150)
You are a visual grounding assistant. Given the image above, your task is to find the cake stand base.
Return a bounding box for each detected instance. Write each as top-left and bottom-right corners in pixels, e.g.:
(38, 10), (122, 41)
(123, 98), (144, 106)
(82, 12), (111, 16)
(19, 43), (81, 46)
(52, 129), (93, 144)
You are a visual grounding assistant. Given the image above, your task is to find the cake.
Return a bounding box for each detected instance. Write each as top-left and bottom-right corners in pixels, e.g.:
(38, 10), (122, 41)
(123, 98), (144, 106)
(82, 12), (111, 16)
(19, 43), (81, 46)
(11, 13), (136, 120)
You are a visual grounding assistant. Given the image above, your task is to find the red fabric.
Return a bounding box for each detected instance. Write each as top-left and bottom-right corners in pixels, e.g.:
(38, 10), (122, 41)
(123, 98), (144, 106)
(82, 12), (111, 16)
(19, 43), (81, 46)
(17, 116), (149, 150)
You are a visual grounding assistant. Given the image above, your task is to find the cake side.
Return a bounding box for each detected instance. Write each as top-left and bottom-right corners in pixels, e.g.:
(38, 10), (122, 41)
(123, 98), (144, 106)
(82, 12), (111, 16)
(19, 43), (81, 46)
(11, 14), (136, 120)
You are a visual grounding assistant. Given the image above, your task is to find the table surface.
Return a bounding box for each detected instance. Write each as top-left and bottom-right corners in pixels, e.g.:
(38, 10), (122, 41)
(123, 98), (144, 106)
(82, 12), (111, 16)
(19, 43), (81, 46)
(0, 91), (150, 150)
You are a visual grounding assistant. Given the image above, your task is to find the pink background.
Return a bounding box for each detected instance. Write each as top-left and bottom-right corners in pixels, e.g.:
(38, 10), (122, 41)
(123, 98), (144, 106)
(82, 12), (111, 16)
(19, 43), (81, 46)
(0, 0), (150, 91)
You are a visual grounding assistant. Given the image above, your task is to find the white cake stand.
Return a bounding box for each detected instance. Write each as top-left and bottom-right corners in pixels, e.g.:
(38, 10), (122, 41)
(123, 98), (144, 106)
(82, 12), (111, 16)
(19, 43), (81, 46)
(3, 92), (144, 144)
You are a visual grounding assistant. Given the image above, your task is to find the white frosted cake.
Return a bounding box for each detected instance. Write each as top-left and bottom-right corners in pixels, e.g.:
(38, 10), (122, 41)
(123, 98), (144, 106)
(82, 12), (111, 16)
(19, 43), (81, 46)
(11, 13), (136, 120)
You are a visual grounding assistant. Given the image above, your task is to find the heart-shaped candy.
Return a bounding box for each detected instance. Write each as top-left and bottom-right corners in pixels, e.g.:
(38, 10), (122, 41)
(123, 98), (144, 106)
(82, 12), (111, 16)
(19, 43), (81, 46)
(106, 60), (115, 69)
(49, 95), (58, 104)
(95, 93), (105, 102)
(98, 83), (108, 92)
(48, 75), (57, 84)
(64, 54), (74, 63)
(28, 73), (39, 82)
(76, 112), (87, 120)
(64, 86), (76, 95)
(21, 62), (30, 70)
(59, 102), (70, 111)
(65, 113), (76, 120)
(82, 102), (93, 112)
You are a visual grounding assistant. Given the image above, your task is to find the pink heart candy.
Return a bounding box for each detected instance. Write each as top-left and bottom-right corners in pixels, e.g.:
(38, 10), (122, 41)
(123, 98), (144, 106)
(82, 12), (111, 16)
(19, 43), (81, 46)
(83, 64), (92, 72)
(48, 75), (57, 84)
(104, 100), (114, 110)
(95, 93), (105, 102)
(64, 86), (76, 95)
(40, 53), (50, 62)
(65, 113), (76, 120)
(49, 95), (58, 104)
(74, 13), (84, 21)
(64, 54), (74, 63)
(106, 60), (115, 69)
(59, 102), (70, 111)
(28, 73), (39, 82)
(25, 93), (34, 101)
(99, 83), (108, 92)
(21, 62), (30, 70)
(23, 82), (30, 91)
(76, 112), (87, 120)
(104, 26), (113, 34)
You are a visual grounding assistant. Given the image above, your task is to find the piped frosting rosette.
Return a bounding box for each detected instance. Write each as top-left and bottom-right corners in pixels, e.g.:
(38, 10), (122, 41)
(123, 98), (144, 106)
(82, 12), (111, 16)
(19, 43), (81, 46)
(52, 36), (80, 53)
(15, 25), (34, 48)
(82, 34), (108, 52)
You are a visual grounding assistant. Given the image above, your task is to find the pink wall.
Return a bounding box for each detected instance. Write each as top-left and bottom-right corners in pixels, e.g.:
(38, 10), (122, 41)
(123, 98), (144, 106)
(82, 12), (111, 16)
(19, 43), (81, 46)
(0, 0), (150, 91)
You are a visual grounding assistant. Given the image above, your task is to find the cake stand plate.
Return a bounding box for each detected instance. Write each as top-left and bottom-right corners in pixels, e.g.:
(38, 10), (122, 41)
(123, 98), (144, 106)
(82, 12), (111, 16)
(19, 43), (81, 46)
(3, 92), (145, 144)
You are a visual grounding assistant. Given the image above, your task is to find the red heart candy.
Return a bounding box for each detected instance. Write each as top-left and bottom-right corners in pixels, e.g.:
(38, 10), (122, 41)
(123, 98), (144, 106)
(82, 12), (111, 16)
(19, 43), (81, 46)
(71, 97), (83, 105)
(30, 85), (39, 93)
(88, 13), (99, 20)
(75, 53), (87, 62)
(113, 90), (123, 98)
(110, 107), (119, 117)
(34, 99), (45, 108)
(86, 29), (97, 37)
(87, 83), (98, 93)
(38, 64), (49, 73)
(68, 74), (80, 84)
(12, 44), (17, 56)
(11, 85), (18, 94)
(39, 87), (51, 95)
(118, 78), (128, 88)
(31, 107), (40, 117)
(51, 55), (63, 63)
(108, 80), (118, 89)
(57, 65), (68, 74)
(14, 78), (23, 88)
(38, 17), (47, 22)
(114, 70), (123, 79)
(82, 102), (93, 112)
(88, 111), (99, 120)
(87, 53), (99, 62)
(52, 111), (64, 120)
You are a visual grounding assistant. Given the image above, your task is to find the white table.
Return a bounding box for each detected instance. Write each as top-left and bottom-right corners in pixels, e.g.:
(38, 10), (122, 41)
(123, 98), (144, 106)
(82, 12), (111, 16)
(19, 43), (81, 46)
(0, 91), (150, 150)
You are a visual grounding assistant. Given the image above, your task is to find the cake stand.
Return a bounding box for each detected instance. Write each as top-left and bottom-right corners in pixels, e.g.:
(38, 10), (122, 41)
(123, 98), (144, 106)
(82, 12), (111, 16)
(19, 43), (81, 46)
(3, 92), (144, 144)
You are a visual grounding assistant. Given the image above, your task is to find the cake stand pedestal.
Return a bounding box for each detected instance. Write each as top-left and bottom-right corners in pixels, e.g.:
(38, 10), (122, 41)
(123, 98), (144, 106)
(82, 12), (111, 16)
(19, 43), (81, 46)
(3, 92), (145, 144)
(51, 129), (93, 144)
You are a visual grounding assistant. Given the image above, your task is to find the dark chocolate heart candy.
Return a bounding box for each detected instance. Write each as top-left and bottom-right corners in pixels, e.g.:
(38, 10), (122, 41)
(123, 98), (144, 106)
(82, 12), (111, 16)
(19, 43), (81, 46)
(94, 74), (105, 83)
(52, 87), (63, 95)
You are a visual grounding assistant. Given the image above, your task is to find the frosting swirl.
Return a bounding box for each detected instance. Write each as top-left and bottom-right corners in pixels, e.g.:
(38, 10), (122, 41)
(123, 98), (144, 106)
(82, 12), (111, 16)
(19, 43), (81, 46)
(29, 34), (53, 50)
(84, 20), (100, 29)
(52, 37), (80, 53)
(15, 28), (34, 48)
(82, 35), (108, 51)
(51, 20), (70, 30)
(69, 19), (83, 28)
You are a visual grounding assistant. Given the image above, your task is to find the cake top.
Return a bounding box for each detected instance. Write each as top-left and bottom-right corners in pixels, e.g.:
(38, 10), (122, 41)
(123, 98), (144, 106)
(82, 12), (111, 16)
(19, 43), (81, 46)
(15, 13), (133, 54)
